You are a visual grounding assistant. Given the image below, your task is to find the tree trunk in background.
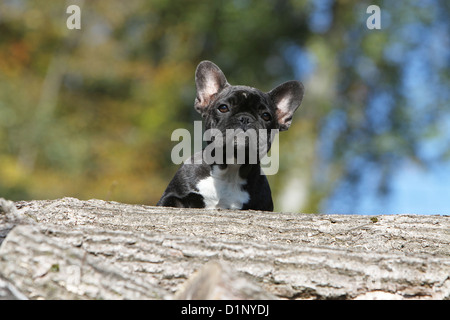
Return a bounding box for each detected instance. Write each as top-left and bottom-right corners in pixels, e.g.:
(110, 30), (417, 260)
(0, 197), (449, 300)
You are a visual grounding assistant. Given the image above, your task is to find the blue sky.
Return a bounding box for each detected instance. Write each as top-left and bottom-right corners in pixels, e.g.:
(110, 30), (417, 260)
(364, 4), (449, 215)
(303, 1), (450, 215)
(381, 162), (450, 215)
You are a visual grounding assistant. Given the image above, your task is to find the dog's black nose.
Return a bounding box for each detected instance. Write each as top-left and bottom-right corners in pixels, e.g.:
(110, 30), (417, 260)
(239, 115), (250, 124)
(238, 115), (251, 131)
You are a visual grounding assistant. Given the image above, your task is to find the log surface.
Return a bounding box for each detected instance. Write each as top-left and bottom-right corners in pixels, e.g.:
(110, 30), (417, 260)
(0, 197), (449, 300)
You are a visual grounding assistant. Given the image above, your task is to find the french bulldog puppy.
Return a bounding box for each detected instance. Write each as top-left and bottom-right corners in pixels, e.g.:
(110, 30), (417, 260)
(157, 61), (304, 211)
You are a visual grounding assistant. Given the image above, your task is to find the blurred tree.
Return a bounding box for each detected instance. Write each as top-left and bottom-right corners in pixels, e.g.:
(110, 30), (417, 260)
(0, 0), (448, 213)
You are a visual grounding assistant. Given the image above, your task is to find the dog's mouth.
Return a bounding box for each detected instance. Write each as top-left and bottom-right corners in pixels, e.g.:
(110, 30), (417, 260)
(226, 128), (254, 148)
(204, 126), (273, 165)
(228, 129), (271, 163)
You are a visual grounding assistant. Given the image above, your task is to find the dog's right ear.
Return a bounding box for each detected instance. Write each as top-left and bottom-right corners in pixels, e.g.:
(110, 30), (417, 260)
(194, 61), (229, 115)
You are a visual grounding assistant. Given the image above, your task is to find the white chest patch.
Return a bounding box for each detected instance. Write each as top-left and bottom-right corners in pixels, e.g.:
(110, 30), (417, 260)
(196, 165), (250, 209)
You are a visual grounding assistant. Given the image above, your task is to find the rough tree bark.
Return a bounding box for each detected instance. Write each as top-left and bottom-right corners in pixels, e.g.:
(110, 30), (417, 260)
(0, 197), (449, 300)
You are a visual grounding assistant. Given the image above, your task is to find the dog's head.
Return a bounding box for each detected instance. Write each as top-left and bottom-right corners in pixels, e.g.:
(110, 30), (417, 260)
(194, 60), (304, 163)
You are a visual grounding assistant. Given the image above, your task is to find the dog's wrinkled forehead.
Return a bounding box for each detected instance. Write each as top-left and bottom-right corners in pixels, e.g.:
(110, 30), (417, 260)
(218, 86), (271, 110)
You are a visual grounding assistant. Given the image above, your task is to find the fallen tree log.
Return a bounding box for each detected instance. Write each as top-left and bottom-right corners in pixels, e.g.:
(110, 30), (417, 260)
(0, 197), (449, 299)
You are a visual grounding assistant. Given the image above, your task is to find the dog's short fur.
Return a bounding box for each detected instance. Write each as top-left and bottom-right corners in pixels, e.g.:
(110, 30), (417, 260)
(157, 61), (304, 211)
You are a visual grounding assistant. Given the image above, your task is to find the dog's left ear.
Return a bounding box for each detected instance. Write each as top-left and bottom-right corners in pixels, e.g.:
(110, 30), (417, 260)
(194, 61), (229, 115)
(268, 81), (304, 131)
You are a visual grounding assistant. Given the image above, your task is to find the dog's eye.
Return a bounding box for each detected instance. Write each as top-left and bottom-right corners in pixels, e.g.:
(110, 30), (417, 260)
(261, 112), (272, 121)
(218, 104), (229, 113)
